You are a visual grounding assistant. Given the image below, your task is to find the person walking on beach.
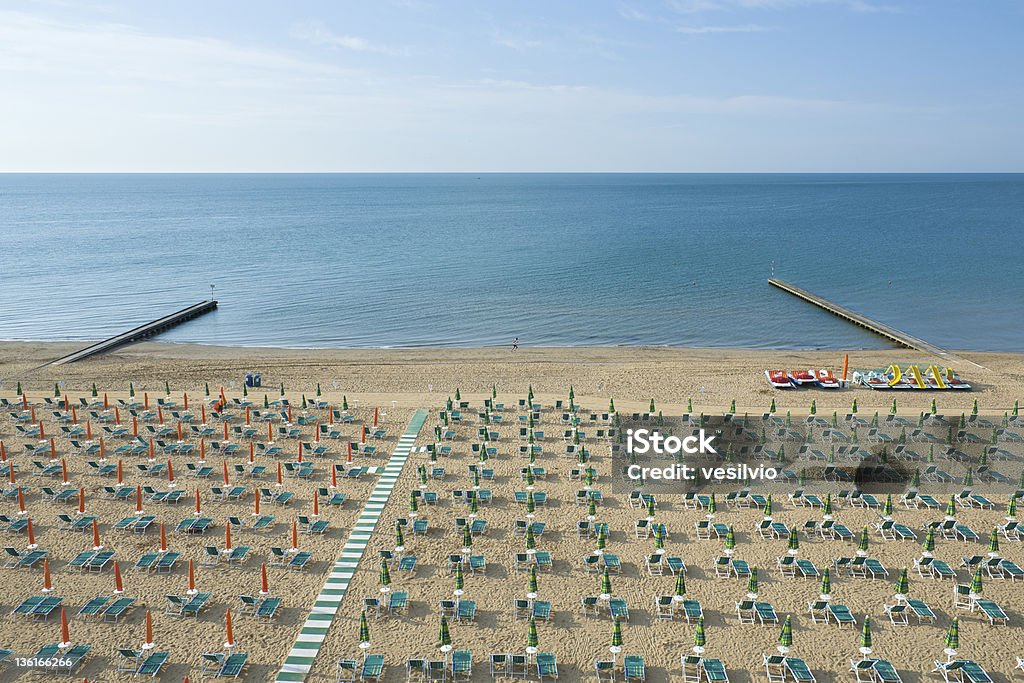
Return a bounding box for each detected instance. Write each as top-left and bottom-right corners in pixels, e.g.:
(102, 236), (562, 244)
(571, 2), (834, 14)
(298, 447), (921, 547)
(512, 337), (519, 351)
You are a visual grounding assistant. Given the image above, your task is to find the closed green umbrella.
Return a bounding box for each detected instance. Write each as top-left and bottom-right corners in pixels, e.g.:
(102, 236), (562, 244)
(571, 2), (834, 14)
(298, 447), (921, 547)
(394, 522), (404, 549)
(928, 445), (935, 463)
(301, 395), (307, 409)
(131, 382), (137, 398)
(922, 527), (936, 556)
(724, 526), (736, 552)
(988, 528), (1000, 557)
(819, 568), (831, 600)
(528, 565), (539, 595)
(883, 494), (894, 518)
(92, 383), (98, 397)
(747, 567), (759, 596)
(454, 563), (464, 591)
(474, 469), (482, 488)
(894, 568), (909, 598)
(729, 399), (736, 414)
(857, 527), (869, 555)
(930, 398), (937, 414)
(674, 568), (687, 599)
(653, 525), (665, 550)
(588, 499), (597, 519)
(379, 559), (391, 589)
(1008, 496), (1017, 520)
(910, 468), (921, 490)
(693, 616), (706, 652)
(1019, 470), (1024, 491)
(708, 494), (717, 516)
(859, 616), (873, 654)
(764, 495), (773, 518)
(526, 492), (535, 515)
(646, 498), (656, 518)
(688, 398), (693, 413)
(890, 399), (897, 414)
(582, 468), (591, 488)
(609, 398), (615, 413)
(770, 398), (777, 414)
(810, 399), (816, 415)
(1013, 400), (1019, 417)
(596, 525), (607, 551)
(823, 494), (833, 518)
(418, 465), (428, 486)
(943, 618), (959, 654)
(832, 411), (839, 428)
(851, 398), (858, 414)
(525, 525), (537, 551)
(945, 496), (957, 519)
(787, 528), (800, 554)
(799, 468), (807, 487)
(342, 395), (349, 411)
(528, 386), (534, 403)
(777, 615), (793, 653)
(650, 399), (656, 414)
(611, 616), (623, 648)
(470, 498), (479, 516)
(462, 525), (472, 550)
(971, 399), (978, 416)
(978, 451), (987, 467)
(962, 469), (973, 487)
(263, 393), (269, 408)
(600, 567), (613, 596)
(455, 388), (461, 402)
(527, 616), (539, 648)
(359, 610), (371, 645)
(970, 566), (984, 596)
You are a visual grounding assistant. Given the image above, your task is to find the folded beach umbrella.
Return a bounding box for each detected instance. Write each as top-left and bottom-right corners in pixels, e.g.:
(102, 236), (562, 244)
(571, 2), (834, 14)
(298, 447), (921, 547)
(970, 566), (983, 596)
(525, 525), (536, 551)
(526, 493), (535, 515)
(611, 616), (623, 648)
(528, 565), (539, 595)
(787, 528), (799, 554)
(883, 495), (894, 518)
(910, 468), (921, 490)
(462, 525), (473, 550)
(359, 610), (370, 646)
(894, 568), (909, 598)
(674, 568), (686, 598)
(646, 498), (656, 518)
(764, 495), (773, 518)
(810, 400), (816, 415)
(769, 398), (776, 414)
(708, 494), (717, 516)
(379, 559), (391, 589)
(394, 522), (404, 549)
(687, 398), (693, 413)
(971, 399), (978, 416)
(820, 569), (831, 599)
(946, 496), (957, 519)
(653, 526), (665, 550)
(725, 526), (736, 552)
(989, 528), (1000, 556)
(694, 616), (706, 651)
(454, 563), (464, 592)
(527, 616), (539, 648)
(777, 615), (793, 652)
(851, 398), (858, 414)
(857, 527), (869, 554)
(409, 493), (418, 514)
(822, 494), (833, 518)
(859, 616), (872, 654)
(890, 399), (897, 414)
(596, 526), (607, 551)
(439, 614), (452, 650)
(609, 398), (615, 413)
(962, 469), (973, 487)
(600, 568), (613, 596)
(943, 618), (959, 652)
(1008, 496), (1017, 520)
(747, 568), (758, 596)
(469, 498), (479, 516)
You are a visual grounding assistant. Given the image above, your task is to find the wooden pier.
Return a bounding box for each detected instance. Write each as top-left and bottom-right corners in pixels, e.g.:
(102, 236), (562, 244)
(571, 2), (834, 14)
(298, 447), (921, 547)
(46, 300), (218, 366)
(767, 278), (967, 363)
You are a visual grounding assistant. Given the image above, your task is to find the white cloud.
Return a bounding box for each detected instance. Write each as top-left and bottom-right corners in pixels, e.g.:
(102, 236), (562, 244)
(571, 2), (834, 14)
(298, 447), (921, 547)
(289, 21), (409, 56)
(676, 24), (774, 33)
(667, 0), (899, 13)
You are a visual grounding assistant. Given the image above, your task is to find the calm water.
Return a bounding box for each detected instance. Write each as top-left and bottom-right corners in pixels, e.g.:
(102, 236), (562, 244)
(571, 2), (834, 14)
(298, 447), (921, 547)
(1, 174), (1022, 351)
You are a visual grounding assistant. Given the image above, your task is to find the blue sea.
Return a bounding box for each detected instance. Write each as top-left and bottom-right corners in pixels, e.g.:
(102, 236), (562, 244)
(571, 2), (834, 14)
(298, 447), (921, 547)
(1, 174), (1022, 352)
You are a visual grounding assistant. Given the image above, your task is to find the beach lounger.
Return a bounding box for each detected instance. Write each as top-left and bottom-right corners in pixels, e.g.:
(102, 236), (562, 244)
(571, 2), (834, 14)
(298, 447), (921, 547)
(135, 650), (170, 678)
(54, 644), (92, 675)
(102, 596), (135, 622)
(906, 598), (937, 623)
(975, 599), (1009, 625)
(933, 660), (992, 683)
(624, 654), (646, 681)
(827, 603), (856, 628)
(537, 652), (558, 681)
(289, 551), (313, 571)
(360, 653), (385, 681)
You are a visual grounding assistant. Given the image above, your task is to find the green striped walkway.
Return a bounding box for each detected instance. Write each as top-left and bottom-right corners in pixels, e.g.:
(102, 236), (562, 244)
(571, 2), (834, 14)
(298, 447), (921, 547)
(276, 408), (428, 682)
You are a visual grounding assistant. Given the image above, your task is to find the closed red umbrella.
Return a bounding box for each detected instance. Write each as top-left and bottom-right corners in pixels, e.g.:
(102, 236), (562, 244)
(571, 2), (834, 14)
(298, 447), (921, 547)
(195, 487), (201, 514)
(42, 558), (53, 592)
(26, 517), (37, 549)
(143, 609), (154, 649)
(254, 488), (261, 516)
(114, 560), (124, 594)
(187, 558), (196, 595)
(78, 487), (85, 515)
(374, 407), (379, 427)
(224, 608), (235, 649)
(92, 519), (103, 550)
(58, 607), (70, 648)
(159, 523), (167, 553)
(260, 563), (269, 596)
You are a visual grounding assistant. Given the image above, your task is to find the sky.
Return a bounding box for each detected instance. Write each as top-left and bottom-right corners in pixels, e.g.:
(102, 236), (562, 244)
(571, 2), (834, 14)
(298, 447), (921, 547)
(1, 0), (1023, 172)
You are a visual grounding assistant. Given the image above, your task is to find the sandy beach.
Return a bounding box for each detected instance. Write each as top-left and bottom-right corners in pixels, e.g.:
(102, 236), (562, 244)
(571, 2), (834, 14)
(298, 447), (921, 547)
(1, 341), (1022, 681)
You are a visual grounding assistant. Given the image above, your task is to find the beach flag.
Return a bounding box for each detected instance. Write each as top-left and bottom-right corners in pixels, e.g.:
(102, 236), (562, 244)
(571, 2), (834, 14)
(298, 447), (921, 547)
(694, 617), (706, 650)
(944, 618), (959, 652)
(527, 617), (539, 649)
(359, 611), (370, 646)
(895, 568), (909, 597)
